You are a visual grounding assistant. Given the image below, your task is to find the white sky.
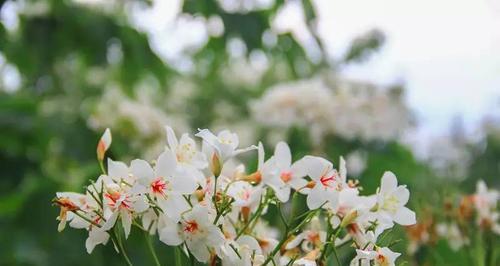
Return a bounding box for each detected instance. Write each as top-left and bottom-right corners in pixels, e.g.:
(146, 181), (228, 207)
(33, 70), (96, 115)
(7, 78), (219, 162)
(314, 0), (500, 137)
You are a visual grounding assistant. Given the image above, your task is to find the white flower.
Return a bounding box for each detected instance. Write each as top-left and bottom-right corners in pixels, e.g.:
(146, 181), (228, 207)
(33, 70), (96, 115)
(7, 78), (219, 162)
(54, 192), (91, 231)
(131, 150), (200, 222)
(196, 128), (257, 163)
(286, 217), (326, 252)
(250, 77), (412, 144)
(226, 181), (262, 208)
(469, 181), (500, 234)
(85, 227), (110, 254)
(299, 156), (342, 210)
(55, 125), (418, 263)
(165, 125), (207, 170)
(261, 142), (308, 202)
(220, 235), (262, 266)
(101, 180), (148, 239)
(374, 172), (416, 226)
(159, 205), (225, 262)
(350, 247), (400, 266)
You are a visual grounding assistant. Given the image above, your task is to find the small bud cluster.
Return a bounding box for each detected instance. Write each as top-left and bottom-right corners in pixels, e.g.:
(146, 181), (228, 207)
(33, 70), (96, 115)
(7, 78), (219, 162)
(53, 126), (416, 266)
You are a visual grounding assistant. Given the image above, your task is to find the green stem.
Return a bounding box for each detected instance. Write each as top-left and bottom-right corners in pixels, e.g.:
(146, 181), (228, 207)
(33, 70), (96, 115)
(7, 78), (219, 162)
(71, 210), (101, 228)
(277, 202), (289, 231)
(235, 194), (267, 239)
(262, 208), (321, 266)
(110, 229), (133, 266)
(175, 246), (186, 266)
(331, 244), (341, 265)
(144, 231), (161, 266)
(99, 160), (106, 174)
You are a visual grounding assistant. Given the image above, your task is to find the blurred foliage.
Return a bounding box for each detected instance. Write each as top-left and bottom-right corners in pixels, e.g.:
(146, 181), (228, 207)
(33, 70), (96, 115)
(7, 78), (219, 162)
(0, 0), (498, 265)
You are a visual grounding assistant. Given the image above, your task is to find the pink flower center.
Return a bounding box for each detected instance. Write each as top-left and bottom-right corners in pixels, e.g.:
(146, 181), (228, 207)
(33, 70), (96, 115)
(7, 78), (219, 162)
(151, 178), (167, 195)
(184, 220), (199, 233)
(320, 174), (336, 187)
(280, 171), (292, 183)
(105, 192), (131, 209)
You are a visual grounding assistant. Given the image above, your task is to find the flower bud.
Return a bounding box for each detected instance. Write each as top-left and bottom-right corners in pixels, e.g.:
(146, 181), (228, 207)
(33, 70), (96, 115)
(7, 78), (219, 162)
(96, 128), (111, 161)
(211, 153), (222, 177)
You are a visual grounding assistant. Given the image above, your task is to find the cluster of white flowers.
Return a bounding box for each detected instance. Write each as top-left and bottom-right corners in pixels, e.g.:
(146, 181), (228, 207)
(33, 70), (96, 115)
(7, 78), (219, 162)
(250, 77), (412, 144)
(54, 126), (416, 265)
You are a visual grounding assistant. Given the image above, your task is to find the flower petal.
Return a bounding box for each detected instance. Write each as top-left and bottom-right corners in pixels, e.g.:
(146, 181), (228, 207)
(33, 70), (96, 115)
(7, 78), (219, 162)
(107, 159), (129, 180)
(393, 206), (416, 225)
(275, 142), (291, 169)
(155, 150), (177, 178)
(393, 186), (410, 206)
(380, 171), (398, 194)
(298, 156), (331, 180)
(165, 125), (179, 150)
(159, 221), (183, 246)
(131, 159), (154, 182)
(307, 186), (326, 209)
(121, 210), (132, 239)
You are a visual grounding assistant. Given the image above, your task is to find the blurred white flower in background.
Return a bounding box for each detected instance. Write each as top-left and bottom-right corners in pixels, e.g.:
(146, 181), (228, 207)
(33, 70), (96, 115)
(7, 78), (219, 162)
(250, 76), (412, 145)
(0, 53), (21, 93)
(250, 78), (335, 145)
(220, 50), (269, 87)
(217, 0), (274, 13)
(436, 222), (469, 251)
(346, 150), (367, 177)
(426, 136), (470, 180)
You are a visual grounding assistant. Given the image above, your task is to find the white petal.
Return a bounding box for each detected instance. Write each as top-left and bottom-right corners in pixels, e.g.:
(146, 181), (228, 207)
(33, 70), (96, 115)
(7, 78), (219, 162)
(232, 145), (258, 157)
(237, 235), (262, 254)
(86, 229), (109, 254)
(156, 150), (177, 178)
(285, 232), (306, 249)
(132, 196), (149, 213)
(159, 223), (183, 246)
(102, 210), (119, 231)
(207, 226), (225, 247)
(131, 159), (154, 182)
(380, 171), (398, 194)
(192, 152), (208, 169)
(274, 142), (291, 169)
(298, 156), (331, 180)
(158, 196), (190, 222)
(165, 125), (179, 150)
(272, 184), (291, 203)
(290, 161), (308, 179)
(188, 240), (211, 262)
(393, 186), (410, 206)
(393, 207), (416, 225)
(306, 186), (326, 209)
(107, 159), (129, 180)
(196, 129), (219, 150)
(170, 169), (198, 194)
(288, 177), (307, 191)
(339, 156), (347, 181)
(121, 210), (132, 239)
